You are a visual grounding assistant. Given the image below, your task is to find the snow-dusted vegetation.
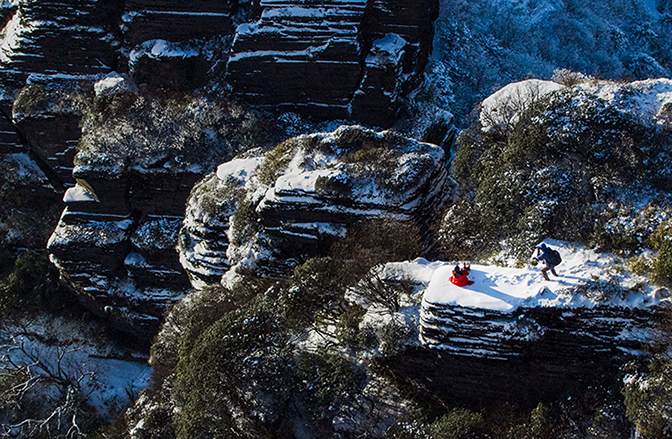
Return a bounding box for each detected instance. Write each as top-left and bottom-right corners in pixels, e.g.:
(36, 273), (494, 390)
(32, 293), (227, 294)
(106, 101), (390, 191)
(430, 0), (672, 125)
(1, 0), (672, 438)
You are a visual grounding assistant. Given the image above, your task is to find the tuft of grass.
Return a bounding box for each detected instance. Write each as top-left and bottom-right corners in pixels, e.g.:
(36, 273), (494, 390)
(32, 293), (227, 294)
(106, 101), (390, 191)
(254, 138), (296, 186)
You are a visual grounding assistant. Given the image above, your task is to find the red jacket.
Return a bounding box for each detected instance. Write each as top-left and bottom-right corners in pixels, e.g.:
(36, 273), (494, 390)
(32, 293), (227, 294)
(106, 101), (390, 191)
(449, 270), (474, 286)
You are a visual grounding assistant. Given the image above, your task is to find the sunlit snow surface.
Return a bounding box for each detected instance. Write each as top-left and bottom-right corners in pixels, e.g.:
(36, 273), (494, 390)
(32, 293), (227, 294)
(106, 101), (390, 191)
(480, 78), (672, 134)
(385, 240), (666, 313)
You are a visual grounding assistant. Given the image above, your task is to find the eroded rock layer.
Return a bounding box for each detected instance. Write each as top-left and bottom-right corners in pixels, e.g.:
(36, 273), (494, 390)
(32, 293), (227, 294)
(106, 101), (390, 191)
(48, 169), (198, 339)
(122, 0), (241, 46)
(0, 0), (121, 79)
(179, 125), (456, 287)
(420, 300), (659, 360)
(226, 0), (438, 125)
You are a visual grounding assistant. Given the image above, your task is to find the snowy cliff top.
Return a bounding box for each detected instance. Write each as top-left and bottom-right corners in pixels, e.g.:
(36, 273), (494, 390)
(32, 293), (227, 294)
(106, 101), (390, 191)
(387, 240), (670, 313)
(480, 78), (672, 134)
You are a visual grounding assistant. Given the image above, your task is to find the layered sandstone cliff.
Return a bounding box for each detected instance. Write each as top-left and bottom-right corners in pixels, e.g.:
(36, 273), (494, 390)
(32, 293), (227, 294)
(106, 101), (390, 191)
(179, 125), (456, 287)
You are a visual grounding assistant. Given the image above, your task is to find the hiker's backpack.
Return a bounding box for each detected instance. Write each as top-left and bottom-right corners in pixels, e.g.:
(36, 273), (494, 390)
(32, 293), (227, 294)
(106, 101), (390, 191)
(548, 249), (562, 266)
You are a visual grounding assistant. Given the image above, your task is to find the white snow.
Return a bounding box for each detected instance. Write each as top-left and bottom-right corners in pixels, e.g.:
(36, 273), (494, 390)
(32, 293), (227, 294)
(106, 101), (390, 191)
(0, 317), (151, 422)
(576, 78), (672, 128)
(275, 168), (340, 192)
(366, 33), (407, 68)
(63, 182), (99, 203)
(481, 78), (672, 134)
(480, 79), (565, 134)
(129, 40), (199, 64)
(0, 10), (30, 64)
(94, 72), (137, 97)
(410, 240), (667, 312)
(217, 157), (263, 183)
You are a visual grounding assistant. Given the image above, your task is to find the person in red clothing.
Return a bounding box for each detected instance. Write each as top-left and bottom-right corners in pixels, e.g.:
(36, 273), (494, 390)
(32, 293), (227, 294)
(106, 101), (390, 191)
(450, 262), (474, 286)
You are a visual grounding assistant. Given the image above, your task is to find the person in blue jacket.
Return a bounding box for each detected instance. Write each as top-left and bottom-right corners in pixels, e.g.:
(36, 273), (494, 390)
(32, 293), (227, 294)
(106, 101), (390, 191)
(536, 243), (559, 281)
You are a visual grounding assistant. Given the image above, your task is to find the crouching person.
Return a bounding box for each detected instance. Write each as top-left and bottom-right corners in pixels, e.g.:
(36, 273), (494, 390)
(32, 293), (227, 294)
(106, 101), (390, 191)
(536, 243), (560, 281)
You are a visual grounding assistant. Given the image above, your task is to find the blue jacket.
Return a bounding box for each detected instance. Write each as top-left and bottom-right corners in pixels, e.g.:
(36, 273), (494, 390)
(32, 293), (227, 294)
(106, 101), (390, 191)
(536, 247), (553, 266)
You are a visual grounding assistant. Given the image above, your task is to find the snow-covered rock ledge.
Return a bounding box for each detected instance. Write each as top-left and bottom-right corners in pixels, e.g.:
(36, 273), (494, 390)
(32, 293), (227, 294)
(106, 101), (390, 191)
(389, 241), (671, 360)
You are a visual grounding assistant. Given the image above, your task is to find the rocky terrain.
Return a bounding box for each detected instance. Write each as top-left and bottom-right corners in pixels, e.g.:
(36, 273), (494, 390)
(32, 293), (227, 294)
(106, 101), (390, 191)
(0, 0), (671, 438)
(179, 125), (456, 287)
(227, 0), (438, 125)
(0, 0), (441, 337)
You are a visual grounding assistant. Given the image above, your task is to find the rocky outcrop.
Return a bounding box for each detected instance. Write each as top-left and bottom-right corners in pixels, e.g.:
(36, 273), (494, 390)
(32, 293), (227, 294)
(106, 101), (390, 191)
(226, 0), (438, 126)
(0, 0), (121, 81)
(0, 0), (438, 125)
(48, 170), (198, 339)
(45, 74), (288, 339)
(178, 125), (456, 287)
(420, 302), (659, 360)
(358, 257), (672, 409)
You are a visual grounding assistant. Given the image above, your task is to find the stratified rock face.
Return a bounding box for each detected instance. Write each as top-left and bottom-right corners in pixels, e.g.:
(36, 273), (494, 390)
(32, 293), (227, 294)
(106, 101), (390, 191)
(46, 74), (288, 340)
(226, 0), (367, 120)
(48, 171), (198, 339)
(226, 0), (439, 126)
(122, 0), (241, 46)
(178, 125), (456, 287)
(0, 0), (121, 79)
(421, 302), (657, 361)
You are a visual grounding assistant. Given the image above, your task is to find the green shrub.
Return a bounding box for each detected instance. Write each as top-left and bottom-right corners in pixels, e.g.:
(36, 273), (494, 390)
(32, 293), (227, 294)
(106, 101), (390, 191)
(446, 85), (668, 260)
(254, 138), (296, 186)
(528, 402), (553, 439)
(377, 318), (414, 356)
(652, 241), (672, 286)
(438, 199), (489, 261)
(13, 82), (91, 121)
(649, 221), (672, 285)
(331, 219), (421, 271)
(627, 255), (655, 276)
(13, 84), (48, 116)
(623, 361), (672, 439)
(0, 251), (78, 318)
(333, 125), (381, 152)
(315, 174), (352, 197)
(173, 295), (290, 439)
(429, 408), (487, 439)
(92, 89), (138, 120)
(286, 255), (359, 328)
(335, 304), (367, 347)
(295, 350), (367, 422)
(229, 197), (259, 247)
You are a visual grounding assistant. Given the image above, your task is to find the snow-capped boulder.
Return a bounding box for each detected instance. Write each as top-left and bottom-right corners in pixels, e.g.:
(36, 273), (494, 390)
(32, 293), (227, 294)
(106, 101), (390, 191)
(416, 241), (671, 360)
(479, 79), (566, 135)
(178, 125), (457, 287)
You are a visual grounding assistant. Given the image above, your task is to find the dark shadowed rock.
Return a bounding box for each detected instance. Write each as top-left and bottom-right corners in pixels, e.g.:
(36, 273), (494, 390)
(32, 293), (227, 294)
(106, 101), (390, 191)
(122, 0), (240, 46)
(226, 0), (439, 126)
(0, 0), (121, 79)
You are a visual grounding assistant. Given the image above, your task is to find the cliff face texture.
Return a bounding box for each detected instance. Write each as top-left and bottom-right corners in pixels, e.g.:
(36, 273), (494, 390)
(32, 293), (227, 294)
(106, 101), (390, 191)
(179, 125), (456, 287)
(0, 0), (440, 338)
(227, 0), (439, 125)
(0, 0), (438, 124)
